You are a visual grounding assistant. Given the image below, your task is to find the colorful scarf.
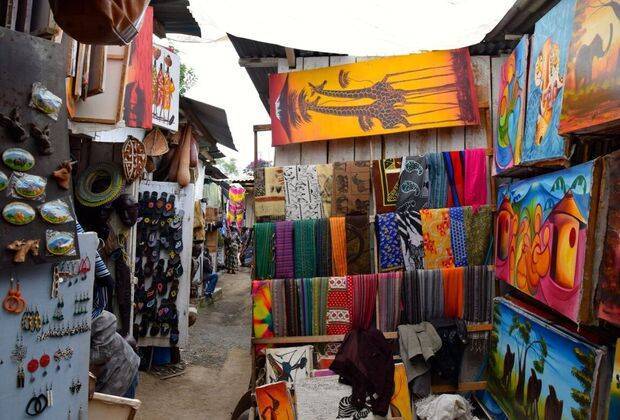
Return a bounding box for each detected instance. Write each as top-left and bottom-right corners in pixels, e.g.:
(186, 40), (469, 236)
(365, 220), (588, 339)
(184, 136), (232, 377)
(312, 277), (329, 335)
(421, 208), (454, 269)
(252, 280), (273, 339)
(331, 161), (371, 216)
(283, 165), (323, 220)
(284, 278), (300, 336)
(316, 163), (334, 216)
(350, 274), (378, 330)
(255, 166), (286, 219)
(294, 219), (317, 278)
(326, 276), (353, 335)
(396, 209), (425, 271)
(372, 158), (402, 214)
(275, 221), (295, 279)
(402, 270), (421, 324)
(296, 278), (307, 336)
(427, 152), (448, 208)
(449, 207), (468, 267)
(397, 155), (429, 212)
(254, 222), (275, 279)
(271, 278), (287, 336)
(443, 151), (465, 207)
(442, 267), (464, 318)
(304, 278), (314, 335)
(346, 215), (371, 275)
(329, 217), (348, 276)
(315, 218), (332, 277)
(226, 185), (246, 229)
(376, 212), (404, 271)
(417, 269), (444, 321)
(463, 148), (487, 206)
(377, 272), (402, 332)
(463, 205), (493, 266)
(463, 266), (494, 323)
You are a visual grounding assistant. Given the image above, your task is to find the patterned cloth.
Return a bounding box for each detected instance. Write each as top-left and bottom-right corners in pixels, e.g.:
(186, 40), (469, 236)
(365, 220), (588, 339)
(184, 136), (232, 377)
(463, 148), (487, 206)
(397, 155), (429, 212)
(285, 278), (300, 336)
(255, 166), (286, 219)
(326, 276), (353, 335)
(376, 212), (404, 271)
(331, 161), (371, 216)
(463, 266), (494, 322)
(372, 158), (402, 214)
(395, 209), (425, 271)
(275, 221), (295, 279)
(443, 151), (465, 207)
(315, 218), (332, 277)
(312, 277), (329, 335)
(463, 205), (493, 265)
(254, 222), (275, 279)
(271, 278), (287, 336)
(316, 164), (334, 217)
(252, 280), (274, 340)
(350, 274), (378, 330)
(420, 208), (454, 269)
(284, 165), (323, 220)
(442, 267), (464, 318)
(427, 152), (448, 208)
(330, 217), (348, 276)
(416, 269), (444, 321)
(226, 185), (246, 229)
(377, 272), (402, 332)
(345, 215), (371, 275)
(294, 219), (317, 278)
(449, 207), (468, 267)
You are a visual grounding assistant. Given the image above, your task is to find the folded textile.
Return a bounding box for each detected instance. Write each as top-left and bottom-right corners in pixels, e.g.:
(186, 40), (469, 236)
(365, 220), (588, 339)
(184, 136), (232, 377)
(346, 215), (371, 275)
(330, 216), (348, 276)
(316, 163), (334, 216)
(463, 205), (493, 265)
(377, 272), (403, 332)
(271, 278), (287, 336)
(443, 151), (465, 207)
(255, 166), (286, 219)
(427, 152), (448, 208)
(449, 207), (468, 267)
(254, 222), (275, 279)
(376, 212), (404, 272)
(294, 219), (317, 278)
(332, 161), (371, 216)
(275, 221), (294, 278)
(415, 394), (476, 420)
(421, 208), (455, 269)
(315, 218), (332, 277)
(285, 278), (300, 336)
(326, 276), (353, 335)
(372, 158), (402, 214)
(252, 280), (273, 340)
(442, 267), (464, 318)
(351, 274), (378, 330)
(284, 164), (323, 220)
(398, 323), (442, 399)
(397, 155), (430, 212)
(463, 148), (487, 206)
(396, 209), (425, 271)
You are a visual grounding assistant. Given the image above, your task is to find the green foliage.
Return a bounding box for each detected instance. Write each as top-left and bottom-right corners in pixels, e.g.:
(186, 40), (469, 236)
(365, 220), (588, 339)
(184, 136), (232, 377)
(570, 175), (587, 195)
(243, 159), (271, 176)
(216, 158), (240, 177)
(533, 359), (544, 374)
(574, 347), (596, 372)
(570, 346), (594, 418)
(570, 389), (591, 408)
(552, 176), (566, 194)
(571, 407), (589, 420)
(180, 63), (198, 96)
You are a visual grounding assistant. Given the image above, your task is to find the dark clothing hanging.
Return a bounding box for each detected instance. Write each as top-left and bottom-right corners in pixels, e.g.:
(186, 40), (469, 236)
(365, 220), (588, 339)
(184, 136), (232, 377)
(330, 328), (395, 416)
(429, 318), (468, 386)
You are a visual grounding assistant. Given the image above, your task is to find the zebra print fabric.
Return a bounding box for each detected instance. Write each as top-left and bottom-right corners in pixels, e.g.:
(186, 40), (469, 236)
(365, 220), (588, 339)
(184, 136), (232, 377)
(395, 209), (424, 271)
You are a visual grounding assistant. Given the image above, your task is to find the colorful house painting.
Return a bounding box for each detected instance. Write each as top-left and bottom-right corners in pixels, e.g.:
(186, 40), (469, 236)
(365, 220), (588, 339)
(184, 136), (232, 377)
(495, 36), (529, 174)
(495, 161), (596, 322)
(609, 340), (620, 420)
(522, 0), (576, 166)
(488, 298), (606, 420)
(560, 0), (620, 134)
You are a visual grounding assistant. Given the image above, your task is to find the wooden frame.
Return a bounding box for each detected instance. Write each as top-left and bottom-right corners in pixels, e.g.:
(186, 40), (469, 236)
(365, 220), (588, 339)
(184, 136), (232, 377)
(88, 45), (107, 95)
(89, 392), (141, 420)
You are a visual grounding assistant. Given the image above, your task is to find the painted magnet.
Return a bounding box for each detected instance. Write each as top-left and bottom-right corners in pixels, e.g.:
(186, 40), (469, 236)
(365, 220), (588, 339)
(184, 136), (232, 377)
(2, 202), (36, 225)
(2, 148), (35, 171)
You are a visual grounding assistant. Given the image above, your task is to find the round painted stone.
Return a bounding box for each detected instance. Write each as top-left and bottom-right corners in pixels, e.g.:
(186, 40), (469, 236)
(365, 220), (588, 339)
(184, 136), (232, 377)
(13, 173), (46, 199)
(46, 231), (75, 255)
(0, 170), (7, 192)
(2, 148), (35, 171)
(2, 201), (36, 225)
(40, 200), (72, 224)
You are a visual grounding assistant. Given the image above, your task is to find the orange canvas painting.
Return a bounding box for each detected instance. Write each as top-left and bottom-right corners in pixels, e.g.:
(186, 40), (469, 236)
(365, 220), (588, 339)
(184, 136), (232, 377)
(390, 363), (413, 420)
(560, 0), (620, 134)
(255, 381), (296, 420)
(269, 49), (479, 146)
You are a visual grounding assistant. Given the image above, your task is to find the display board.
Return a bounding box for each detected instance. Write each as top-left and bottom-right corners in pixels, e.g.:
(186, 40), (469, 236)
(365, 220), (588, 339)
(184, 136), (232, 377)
(0, 232), (96, 419)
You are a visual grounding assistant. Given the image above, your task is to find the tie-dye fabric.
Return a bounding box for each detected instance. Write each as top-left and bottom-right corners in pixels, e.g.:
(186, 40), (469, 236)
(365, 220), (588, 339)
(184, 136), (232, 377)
(252, 280), (273, 340)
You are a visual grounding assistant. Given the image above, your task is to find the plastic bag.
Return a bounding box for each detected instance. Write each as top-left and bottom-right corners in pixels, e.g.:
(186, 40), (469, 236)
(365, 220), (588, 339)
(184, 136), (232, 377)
(29, 82), (62, 120)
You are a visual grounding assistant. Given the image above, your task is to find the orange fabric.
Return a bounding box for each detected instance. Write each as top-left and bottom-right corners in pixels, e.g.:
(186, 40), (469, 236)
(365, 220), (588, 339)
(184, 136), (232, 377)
(442, 267), (464, 318)
(330, 217), (348, 276)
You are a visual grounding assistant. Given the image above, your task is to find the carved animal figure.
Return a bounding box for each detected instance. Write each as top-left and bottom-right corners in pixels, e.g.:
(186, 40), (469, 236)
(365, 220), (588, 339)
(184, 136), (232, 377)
(575, 23), (614, 90)
(526, 368), (542, 418)
(544, 385), (563, 420)
(30, 124), (53, 155)
(501, 344), (515, 388)
(0, 108), (28, 142)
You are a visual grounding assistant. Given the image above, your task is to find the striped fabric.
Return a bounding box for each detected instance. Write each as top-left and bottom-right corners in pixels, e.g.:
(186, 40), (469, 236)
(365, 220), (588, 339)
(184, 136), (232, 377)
(271, 279), (287, 337)
(275, 221), (295, 278)
(76, 222), (110, 318)
(314, 219), (332, 277)
(294, 220), (317, 278)
(377, 272), (403, 332)
(350, 274), (378, 330)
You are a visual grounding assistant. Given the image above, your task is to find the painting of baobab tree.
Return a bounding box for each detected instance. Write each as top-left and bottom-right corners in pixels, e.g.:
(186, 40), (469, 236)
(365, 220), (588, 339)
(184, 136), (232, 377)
(269, 48), (479, 145)
(488, 298), (605, 420)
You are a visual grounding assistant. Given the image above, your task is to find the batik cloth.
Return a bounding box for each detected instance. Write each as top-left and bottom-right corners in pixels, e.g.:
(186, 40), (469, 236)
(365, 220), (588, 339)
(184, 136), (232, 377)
(254, 222), (275, 279)
(283, 164), (323, 220)
(396, 209), (425, 271)
(397, 155), (430, 212)
(350, 274), (378, 330)
(463, 266), (494, 322)
(372, 158), (402, 214)
(442, 267), (464, 318)
(463, 205), (493, 265)
(420, 208), (454, 269)
(443, 151), (465, 207)
(376, 212), (404, 272)
(275, 221), (295, 279)
(255, 166), (286, 219)
(331, 161), (371, 216)
(284, 278), (300, 336)
(449, 207), (468, 267)
(294, 219), (317, 278)
(377, 272), (402, 332)
(315, 218), (332, 277)
(252, 280), (273, 339)
(326, 276), (353, 335)
(316, 163), (334, 217)
(346, 215), (371, 275)
(463, 148), (487, 206)
(226, 185), (246, 229)
(330, 217), (348, 276)
(271, 278), (287, 336)
(427, 152), (448, 208)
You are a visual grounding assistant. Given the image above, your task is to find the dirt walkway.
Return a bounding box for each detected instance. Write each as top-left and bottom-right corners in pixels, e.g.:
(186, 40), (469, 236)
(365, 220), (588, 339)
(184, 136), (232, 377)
(136, 268), (251, 420)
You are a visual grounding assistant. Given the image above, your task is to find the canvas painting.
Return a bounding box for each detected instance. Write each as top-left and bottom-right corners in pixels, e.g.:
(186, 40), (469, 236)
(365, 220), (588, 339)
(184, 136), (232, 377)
(495, 161), (596, 322)
(152, 43), (180, 131)
(560, 0), (620, 134)
(488, 298), (605, 420)
(256, 381), (296, 420)
(390, 363), (413, 420)
(269, 49), (479, 145)
(495, 36), (529, 174)
(266, 345), (313, 384)
(124, 6), (153, 129)
(609, 340), (620, 420)
(522, 0), (576, 165)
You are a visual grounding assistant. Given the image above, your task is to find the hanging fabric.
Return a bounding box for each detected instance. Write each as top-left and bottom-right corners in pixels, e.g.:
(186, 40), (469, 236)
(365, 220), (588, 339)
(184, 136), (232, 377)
(285, 278), (300, 336)
(443, 151), (465, 207)
(442, 267), (464, 319)
(331, 161), (371, 216)
(397, 155), (430, 212)
(296, 278), (307, 336)
(326, 276), (353, 336)
(427, 152), (448, 208)
(372, 158), (402, 214)
(252, 280), (274, 340)
(329, 217), (348, 276)
(463, 205), (493, 266)
(315, 163), (334, 216)
(377, 272), (403, 332)
(395, 209), (425, 271)
(402, 270), (421, 324)
(376, 212), (404, 272)
(294, 219), (317, 278)
(254, 222), (275, 279)
(255, 166), (286, 219)
(418, 269), (444, 321)
(463, 266), (494, 322)
(346, 215), (371, 275)
(463, 148), (487, 206)
(314, 218), (332, 277)
(283, 165), (323, 220)
(351, 274), (378, 330)
(312, 277), (329, 335)
(271, 278), (287, 337)
(275, 221), (295, 279)
(449, 207), (468, 267)
(304, 278), (314, 335)
(226, 185), (246, 229)
(420, 208), (454, 269)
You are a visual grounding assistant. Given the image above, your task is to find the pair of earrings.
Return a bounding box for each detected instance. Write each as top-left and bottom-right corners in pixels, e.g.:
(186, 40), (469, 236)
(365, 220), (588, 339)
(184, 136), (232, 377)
(69, 378), (82, 394)
(21, 307), (42, 332)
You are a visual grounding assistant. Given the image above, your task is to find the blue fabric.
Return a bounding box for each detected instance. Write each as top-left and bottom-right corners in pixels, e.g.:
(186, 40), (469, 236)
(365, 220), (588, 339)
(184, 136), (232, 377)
(122, 373), (139, 399)
(428, 153), (447, 208)
(376, 212), (404, 271)
(204, 273), (219, 297)
(449, 207), (468, 267)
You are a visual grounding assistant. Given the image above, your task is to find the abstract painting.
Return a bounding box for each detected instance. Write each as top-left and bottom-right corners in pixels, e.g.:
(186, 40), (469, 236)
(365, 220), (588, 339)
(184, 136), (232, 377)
(522, 0), (576, 165)
(124, 6), (153, 129)
(266, 345), (313, 384)
(495, 36), (528, 174)
(269, 49), (479, 145)
(560, 0), (620, 134)
(488, 298), (606, 420)
(255, 381), (295, 420)
(495, 161), (596, 322)
(609, 340), (620, 420)
(152, 43), (180, 131)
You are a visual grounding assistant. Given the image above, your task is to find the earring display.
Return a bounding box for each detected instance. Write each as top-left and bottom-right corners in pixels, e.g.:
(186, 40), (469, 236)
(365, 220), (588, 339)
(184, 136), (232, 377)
(3, 276), (26, 314)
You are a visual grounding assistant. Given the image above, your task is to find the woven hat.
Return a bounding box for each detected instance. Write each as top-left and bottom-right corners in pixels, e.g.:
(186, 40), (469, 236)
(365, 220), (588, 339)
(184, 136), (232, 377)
(143, 128), (169, 156)
(76, 162), (125, 207)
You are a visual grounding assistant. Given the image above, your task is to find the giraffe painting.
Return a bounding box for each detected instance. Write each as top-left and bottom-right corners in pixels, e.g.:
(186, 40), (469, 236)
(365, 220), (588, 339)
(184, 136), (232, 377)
(269, 48), (479, 146)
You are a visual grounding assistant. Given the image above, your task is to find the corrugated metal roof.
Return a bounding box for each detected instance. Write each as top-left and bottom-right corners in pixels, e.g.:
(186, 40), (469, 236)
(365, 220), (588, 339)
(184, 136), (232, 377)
(180, 96), (236, 151)
(151, 0), (201, 37)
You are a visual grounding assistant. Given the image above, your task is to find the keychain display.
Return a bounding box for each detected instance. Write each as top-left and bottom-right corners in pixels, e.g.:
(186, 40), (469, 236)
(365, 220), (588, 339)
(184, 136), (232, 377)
(8, 172), (47, 201)
(39, 198), (74, 225)
(3, 201), (36, 225)
(2, 147), (35, 171)
(46, 230), (76, 256)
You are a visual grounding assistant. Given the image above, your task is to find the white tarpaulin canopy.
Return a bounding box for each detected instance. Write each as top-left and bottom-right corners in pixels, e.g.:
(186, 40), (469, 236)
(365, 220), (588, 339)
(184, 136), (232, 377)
(190, 0), (517, 55)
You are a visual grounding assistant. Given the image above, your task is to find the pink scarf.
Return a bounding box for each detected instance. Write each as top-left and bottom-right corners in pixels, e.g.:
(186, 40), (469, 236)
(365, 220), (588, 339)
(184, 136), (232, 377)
(463, 148), (487, 206)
